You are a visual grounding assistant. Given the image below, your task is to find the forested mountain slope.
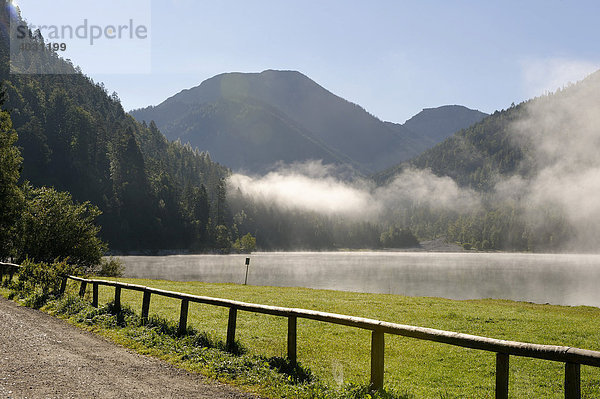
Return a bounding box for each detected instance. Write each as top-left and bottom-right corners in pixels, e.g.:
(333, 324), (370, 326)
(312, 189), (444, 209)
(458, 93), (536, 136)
(0, 2), (231, 252)
(375, 103), (527, 190)
(132, 71), (487, 174)
(375, 70), (600, 251)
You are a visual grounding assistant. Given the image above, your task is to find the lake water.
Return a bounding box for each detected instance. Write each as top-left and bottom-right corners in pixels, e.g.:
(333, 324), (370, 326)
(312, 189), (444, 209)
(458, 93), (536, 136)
(119, 252), (600, 307)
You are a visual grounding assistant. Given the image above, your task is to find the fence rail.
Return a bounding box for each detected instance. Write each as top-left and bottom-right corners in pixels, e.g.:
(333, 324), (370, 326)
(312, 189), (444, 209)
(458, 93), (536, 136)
(1, 261), (596, 398)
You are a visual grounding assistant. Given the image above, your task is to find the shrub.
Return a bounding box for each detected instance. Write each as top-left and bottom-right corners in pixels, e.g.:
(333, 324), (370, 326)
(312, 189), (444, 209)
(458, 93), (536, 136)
(232, 233), (257, 253)
(96, 257), (124, 277)
(380, 227), (419, 248)
(15, 185), (107, 268)
(11, 259), (80, 307)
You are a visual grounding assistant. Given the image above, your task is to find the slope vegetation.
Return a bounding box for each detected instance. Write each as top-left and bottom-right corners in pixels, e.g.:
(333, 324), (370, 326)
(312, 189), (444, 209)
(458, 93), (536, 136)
(132, 70), (487, 174)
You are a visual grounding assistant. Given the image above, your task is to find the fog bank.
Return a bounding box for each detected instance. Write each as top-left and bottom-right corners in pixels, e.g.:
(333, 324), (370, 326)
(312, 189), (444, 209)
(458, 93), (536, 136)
(509, 72), (600, 249)
(228, 160), (480, 221)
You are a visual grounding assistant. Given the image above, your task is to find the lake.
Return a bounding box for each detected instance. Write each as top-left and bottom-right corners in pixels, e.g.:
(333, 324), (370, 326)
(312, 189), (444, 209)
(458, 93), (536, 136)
(118, 252), (600, 307)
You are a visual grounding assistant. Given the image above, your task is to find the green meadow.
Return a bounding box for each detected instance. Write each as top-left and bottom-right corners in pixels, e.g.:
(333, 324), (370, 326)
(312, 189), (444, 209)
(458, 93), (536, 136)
(66, 277), (600, 398)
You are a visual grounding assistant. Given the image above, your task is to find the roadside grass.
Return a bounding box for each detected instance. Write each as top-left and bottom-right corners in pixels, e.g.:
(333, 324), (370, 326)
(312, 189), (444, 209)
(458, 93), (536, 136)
(76, 278), (600, 398)
(4, 275), (600, 398)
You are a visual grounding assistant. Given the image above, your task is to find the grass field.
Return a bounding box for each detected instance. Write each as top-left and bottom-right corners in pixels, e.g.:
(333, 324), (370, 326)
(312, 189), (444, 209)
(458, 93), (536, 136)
(62, 277), (600, 398)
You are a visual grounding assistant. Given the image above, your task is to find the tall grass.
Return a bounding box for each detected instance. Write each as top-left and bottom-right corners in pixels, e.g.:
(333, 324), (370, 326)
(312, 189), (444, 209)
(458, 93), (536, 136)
(76, 278), (600, 398)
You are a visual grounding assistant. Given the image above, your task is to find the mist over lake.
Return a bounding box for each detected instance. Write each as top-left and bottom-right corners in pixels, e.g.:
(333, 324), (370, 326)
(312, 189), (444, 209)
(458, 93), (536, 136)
(119, 252), (600, 307)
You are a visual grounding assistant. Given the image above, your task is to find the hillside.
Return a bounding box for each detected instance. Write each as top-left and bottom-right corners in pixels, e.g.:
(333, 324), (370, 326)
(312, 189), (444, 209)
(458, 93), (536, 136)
(375, 104), (527, 190)
(0, 2), (231, 252)
(403, 105), (488, 145)
(375, 69), (600, 251)
(131, 71), (487, 174)
(378, 70), (600, 189)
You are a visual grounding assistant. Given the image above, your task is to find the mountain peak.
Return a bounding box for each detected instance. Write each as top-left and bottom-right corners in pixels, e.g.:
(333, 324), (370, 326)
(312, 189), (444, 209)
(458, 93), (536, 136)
(131, 72), (487, 174)
(403, 105), (488, 142)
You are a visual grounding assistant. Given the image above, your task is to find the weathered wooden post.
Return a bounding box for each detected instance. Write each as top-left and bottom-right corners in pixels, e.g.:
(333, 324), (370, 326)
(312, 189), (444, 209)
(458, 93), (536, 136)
(244, 257), (250, 285)
(92, 283), (99, 308)
(565, 362), (581, 399)
(141, 290), (151, 325)
(226, 307), (238, 352)
(178, 299), (189, 336)
(0, 264), (8, 285)
(287, 315), (297, 364)
(114, 286), (121, 312)
(0, 265), (7, 285)
(8, 266), (14, 283)
(370, 330), (385, 391)
(496, 353), (509, 399)
(59, 276), (68, 296)
(78, 280), (87, 298)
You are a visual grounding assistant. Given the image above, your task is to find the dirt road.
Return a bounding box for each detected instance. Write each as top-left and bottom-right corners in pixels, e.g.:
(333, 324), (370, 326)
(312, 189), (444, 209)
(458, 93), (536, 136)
(0, 296), (258, 399)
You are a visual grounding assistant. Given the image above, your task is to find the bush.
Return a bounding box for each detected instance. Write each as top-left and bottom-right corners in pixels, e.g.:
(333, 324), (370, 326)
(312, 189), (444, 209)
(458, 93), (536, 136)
(339, 384), (413, 399)
(11, 259), (81, 308)
(232, 233), (257, 253)
(380, 227), (419, 248)
(15, 185), (107, 268)
(96, 257), (124, 277)
(214, 224), (232, 254)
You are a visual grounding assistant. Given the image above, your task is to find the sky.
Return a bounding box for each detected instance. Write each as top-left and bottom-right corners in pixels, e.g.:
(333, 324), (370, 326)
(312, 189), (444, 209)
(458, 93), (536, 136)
(11, 0), (600, 123)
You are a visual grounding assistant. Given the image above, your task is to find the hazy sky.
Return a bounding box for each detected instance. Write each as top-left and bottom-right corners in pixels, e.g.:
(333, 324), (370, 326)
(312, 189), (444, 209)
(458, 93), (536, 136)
(13, 0), (600, 122)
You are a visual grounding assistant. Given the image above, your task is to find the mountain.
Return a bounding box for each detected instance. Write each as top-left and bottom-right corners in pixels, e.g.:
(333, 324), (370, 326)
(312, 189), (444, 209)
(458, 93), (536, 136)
(0, 2), (231, 252)
(374, 70), (600, 251)
(374, 104), (527, 189)
(403, 105), (488, 144)
(131, 70), (487, 174)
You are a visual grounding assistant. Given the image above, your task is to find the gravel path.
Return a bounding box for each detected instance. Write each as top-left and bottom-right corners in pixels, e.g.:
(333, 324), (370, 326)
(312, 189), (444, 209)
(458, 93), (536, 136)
(0, 296), (259, 399)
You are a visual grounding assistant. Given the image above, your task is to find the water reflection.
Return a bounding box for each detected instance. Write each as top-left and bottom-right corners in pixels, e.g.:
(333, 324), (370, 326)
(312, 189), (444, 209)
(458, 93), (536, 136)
(119, 252), (600, 307)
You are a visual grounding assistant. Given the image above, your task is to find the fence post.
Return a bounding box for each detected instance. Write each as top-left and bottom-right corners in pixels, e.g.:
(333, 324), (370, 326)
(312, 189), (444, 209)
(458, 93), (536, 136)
(78, 281), (87, 298)
(8, 267), (14, 282)
(141, 290), (151, 325)
(226, 307), (238, 352)
(92, 283), (99, 308)
(1, 265), (8, 285)
(114, 286), (121, 312)
(59, 276), (68, 295)
(565, 362), (581, 399)
(370, 330), (385, 391)
(287, 316), (297, 364)
(496, 353), (509, 399)
(178, 299), (189, 336)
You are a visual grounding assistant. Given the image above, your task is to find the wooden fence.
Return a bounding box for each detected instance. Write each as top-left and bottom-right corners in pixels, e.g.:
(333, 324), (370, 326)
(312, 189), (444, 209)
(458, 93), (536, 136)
(2, 261), (599, 398)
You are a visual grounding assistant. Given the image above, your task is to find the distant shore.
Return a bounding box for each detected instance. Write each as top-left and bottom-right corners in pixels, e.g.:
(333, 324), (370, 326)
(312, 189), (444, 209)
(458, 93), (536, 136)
(410, 237), (465, 252)
(108, 238), (465, 256)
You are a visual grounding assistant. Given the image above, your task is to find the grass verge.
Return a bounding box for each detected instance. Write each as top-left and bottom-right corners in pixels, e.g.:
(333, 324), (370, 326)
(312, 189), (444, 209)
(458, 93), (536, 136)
(4, 276), (600, 398)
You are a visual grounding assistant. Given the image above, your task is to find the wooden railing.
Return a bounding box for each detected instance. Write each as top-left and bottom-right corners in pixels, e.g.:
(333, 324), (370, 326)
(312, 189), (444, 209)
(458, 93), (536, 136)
(2, 261), (598, 398)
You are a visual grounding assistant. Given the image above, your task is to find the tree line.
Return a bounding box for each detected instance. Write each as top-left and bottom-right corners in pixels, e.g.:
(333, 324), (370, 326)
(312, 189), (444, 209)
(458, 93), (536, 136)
(0, 3), (253, 254)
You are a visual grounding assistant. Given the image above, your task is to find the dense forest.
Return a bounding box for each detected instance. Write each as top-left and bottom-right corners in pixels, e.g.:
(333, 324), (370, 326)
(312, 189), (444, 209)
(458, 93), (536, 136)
(375, 103), (529, 189)
(372, 104), (539, 251)
(0, 2), (235, 253)
(374, 71), (600, 252)
(227, 188), (418, 250)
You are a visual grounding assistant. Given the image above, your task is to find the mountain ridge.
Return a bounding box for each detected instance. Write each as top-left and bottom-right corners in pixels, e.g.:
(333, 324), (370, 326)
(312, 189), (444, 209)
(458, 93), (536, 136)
(131, 70), (487, 174)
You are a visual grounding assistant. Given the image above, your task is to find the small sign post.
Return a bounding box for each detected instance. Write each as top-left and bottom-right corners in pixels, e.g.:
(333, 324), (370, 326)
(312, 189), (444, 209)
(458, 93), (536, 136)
(244, 257), (250, 285)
